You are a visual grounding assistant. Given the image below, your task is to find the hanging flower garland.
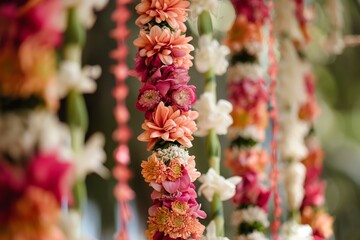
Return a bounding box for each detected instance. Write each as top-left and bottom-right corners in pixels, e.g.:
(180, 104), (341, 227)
(223, 1), (272, 239)
(0, 1), (107, 239)
(110, 0), (135, 239)
(190, 0), (241, 238)
(274, 0), (334, 239)
(133, 0), (206, 238)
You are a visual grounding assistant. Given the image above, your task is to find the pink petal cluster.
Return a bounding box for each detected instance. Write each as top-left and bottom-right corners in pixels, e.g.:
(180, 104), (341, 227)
(138, 102), (198, 150)
(0, 153), (73, 238)
(230, 0), (269, 24)
(299, 73), (320, 121)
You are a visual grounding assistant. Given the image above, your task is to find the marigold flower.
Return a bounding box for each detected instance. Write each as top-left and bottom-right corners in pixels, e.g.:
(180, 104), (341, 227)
(135, 0), (190, 32)
(138, 102), (198, 150)
(133, 26), (194, 69)
(225, 15), (263, 52)
(301, 207), (334, 239)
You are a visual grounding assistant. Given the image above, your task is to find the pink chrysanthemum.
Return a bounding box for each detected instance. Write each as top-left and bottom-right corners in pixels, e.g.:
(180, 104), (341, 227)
(135, 0), (190, 32)
(137, 102), (198, 150)
(133, 26), (194, 69)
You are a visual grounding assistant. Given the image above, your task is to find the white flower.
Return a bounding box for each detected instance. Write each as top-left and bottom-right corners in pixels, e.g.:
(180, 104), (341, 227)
(284, 162), (306, 210)
(201, 221), (230, 240)
(278, 114), (309, 161)
(190, 0), (219, 18)
(72, 133), (108, 180)
(65, 0), (108, 28)
(231, 206), (269, 227)
(59, 210), (97, 240)
(0, 110), (71, 161)
(227, 63), (264, 83)
(193, 93), (233, 137)
(274, 0), (304, 43)
(198, 168), (241, 202)
(277, 40), (307, 108)
(235, 232), (269, 240)
(280, 220), (313, 240)
(155, 145), (190, 165)
(228, 125), (265, 142)
(58, 60), (101, 98)
(195, 35), (230, 76)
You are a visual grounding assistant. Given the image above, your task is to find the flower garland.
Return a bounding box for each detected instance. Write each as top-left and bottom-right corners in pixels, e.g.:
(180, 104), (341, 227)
(274, 0), (334, 239)
(133, 0), (206, 238)
(0, 1), (108, 239)
(110, 0), (135, 239)
(190, 0), (240, 238)
(224, 1), (272, 239)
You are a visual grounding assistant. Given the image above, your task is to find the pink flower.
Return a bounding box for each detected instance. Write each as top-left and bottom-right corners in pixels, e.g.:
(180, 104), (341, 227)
(135, 0), (190, 32)
(302, 180), (326, 209)
(138, 102), (198, 150)
(233, 171), (270, 210)
(228, 79), (268, 111)
(136, 85), (163, 114)
(230, 0), (269, 24)
(169, 84), (196, 111)
(133, 26), (194, 69)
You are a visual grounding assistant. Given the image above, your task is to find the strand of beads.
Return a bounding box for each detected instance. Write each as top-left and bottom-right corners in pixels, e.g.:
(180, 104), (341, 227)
(190, 0), (240, 238)
(133, 0), (206, 238)
(223, 1), (272, 239)
(110, 0), (135, 239)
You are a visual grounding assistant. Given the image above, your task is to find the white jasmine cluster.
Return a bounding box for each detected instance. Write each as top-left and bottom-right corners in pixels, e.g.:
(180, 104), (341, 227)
(231, 206), (269, 227)
(155, 144), (190, 165)
(227, 63), (264, 83)
(236, 232), (269, 240)
(280, 220), (313, 240)
(284, 162), (306, 210)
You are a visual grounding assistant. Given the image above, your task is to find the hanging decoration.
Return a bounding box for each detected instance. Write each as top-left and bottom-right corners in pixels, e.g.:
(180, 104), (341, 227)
(132, 0), (206, 238)
(191, 0), (240, 238)
(275, 0), (334, 239)
(224, 1), (272, 239)
(110, 0), (135, 239)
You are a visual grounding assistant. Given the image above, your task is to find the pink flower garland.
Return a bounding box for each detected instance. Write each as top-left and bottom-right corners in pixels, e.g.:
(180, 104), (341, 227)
(225, 0), (272, 238)
(133, 0), (205, 239)
(111, 0), (135, 239)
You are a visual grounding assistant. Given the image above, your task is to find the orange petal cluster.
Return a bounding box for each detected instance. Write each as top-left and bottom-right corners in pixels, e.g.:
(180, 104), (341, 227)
(138, 102), (198, 150)
(135, 0), (190, 32)
(133, 26), (194, 69)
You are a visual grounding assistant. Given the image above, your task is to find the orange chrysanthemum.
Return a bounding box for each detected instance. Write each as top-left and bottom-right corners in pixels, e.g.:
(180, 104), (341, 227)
(224, 15), (263, 52)
(167, 158), (182, 181)
(141, 153), (167, 183)
(146, 206), (204, 239)
(5, 186), (65, 240)
(301, 206), (334, 238)
(138, 102), (198, 150)
(135, 0), (190, 32)
(133, 26), (194, 69)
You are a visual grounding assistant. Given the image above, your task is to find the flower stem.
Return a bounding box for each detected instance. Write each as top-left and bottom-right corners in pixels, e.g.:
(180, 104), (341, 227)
(198, 10), (224, 237)
(63, 7), (88, 214)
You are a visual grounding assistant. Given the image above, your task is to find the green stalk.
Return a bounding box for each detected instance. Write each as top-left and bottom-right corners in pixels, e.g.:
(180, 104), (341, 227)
(198, 10), (224, 237)
(63, 7), (88, 213)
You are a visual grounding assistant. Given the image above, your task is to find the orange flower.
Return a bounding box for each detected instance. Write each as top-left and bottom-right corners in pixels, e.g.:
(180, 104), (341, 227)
(167, 158), (182, 181)
(225, 15), (263, 52)
(141, 153), (167, 183)
(0, 37), (58, 109)
(138, 102), (198, 150)
(135, 0), (190, 32)
(231, 104), (268, 130)
(6, 186), (65, 240)
(146, 206), (204, 239)
(133, 26), (194, 69)
(301, 206), (334, 238)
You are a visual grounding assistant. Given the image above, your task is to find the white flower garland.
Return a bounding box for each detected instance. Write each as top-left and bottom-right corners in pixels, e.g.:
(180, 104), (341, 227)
(231, 206), (269, 227)
(279, 220), (313, 240)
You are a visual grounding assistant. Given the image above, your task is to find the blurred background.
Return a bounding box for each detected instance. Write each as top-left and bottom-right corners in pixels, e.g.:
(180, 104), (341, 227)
(80, 0), (360, 239)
